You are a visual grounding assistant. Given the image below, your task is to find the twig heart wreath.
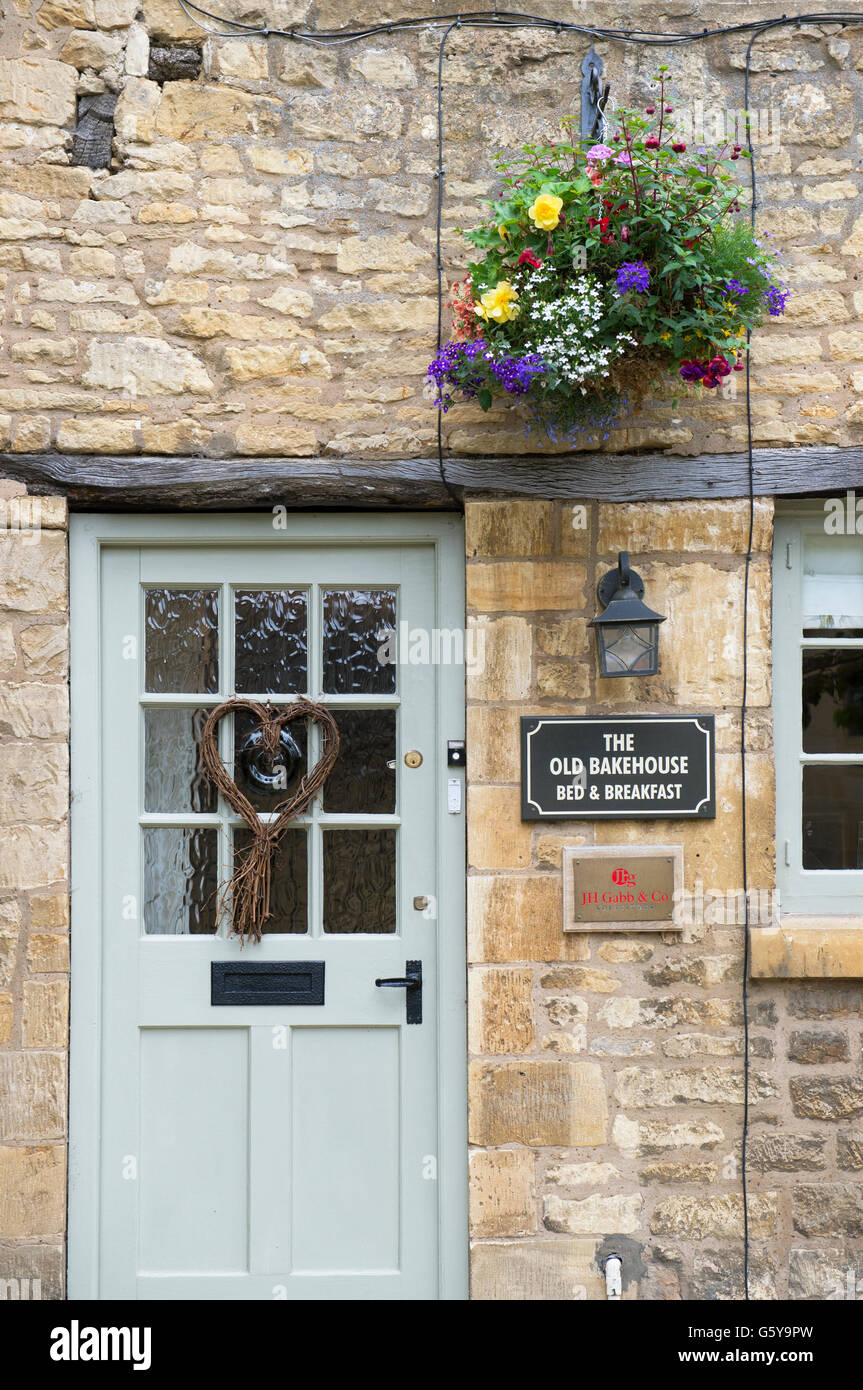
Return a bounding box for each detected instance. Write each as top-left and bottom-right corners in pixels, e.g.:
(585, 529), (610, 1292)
(200, 697), (340, 945)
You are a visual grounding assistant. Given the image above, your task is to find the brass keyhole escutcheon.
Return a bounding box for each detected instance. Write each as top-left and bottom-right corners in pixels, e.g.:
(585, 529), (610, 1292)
(404, 750), (423, 768)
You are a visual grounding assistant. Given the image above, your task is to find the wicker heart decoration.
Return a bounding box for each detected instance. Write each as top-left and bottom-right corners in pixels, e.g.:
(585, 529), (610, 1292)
(200, 697), (340, 945)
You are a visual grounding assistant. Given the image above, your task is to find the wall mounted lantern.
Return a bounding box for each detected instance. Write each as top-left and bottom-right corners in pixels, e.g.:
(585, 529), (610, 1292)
(590, 551), (666, 678)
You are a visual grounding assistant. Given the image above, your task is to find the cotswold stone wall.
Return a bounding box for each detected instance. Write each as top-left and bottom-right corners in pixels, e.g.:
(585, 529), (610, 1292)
(0, 4), (862, 456)
(466, 498), (863, 1302)
(0, 487), (69, 1301)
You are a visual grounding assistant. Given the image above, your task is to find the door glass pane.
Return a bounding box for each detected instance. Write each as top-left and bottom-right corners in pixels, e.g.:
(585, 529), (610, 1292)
(322, 589), (396, 694)
(235, 589), (307, 694)
(232, 709), (307, 814)
(232, 827), (307, 933)
(142, 827), (218, 934)
(802, 535), (863, 636)
(324, 710), (396, 813)
(803, 766), (863, 869)
(145, 588), (219, 693)
(144, 707), (216, 813)
(323, 829), (396, 933)
(802, 649), (863, 754)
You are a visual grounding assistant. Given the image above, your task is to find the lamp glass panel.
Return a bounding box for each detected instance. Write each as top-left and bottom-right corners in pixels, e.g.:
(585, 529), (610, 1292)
(600, 622), (658, 675)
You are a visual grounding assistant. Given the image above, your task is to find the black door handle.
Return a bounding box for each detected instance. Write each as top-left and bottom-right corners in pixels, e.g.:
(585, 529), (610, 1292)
(374, 960), (422, 1024)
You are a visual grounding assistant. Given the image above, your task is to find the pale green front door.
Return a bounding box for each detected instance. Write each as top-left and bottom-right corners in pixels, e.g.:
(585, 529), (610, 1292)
(68, 514), (467, 1300)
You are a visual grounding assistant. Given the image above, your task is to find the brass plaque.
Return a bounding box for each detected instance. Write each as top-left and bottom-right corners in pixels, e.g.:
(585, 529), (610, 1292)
(562, 846), (682, 932)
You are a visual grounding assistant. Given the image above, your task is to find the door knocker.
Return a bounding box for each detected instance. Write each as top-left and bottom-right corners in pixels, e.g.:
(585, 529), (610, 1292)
(200, 698), (340, 945)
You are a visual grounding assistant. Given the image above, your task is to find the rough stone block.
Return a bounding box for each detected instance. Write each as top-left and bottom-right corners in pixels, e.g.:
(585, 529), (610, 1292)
(466, 786), (531, 871)
(469, 1060), (607, 1147)
(468, 1148), (535, 1237)
(470, 1238), (603, 1301)
(0, 1145), (65, 1237)
(0, 1054), (65, 1142)
(469, 966), (534, 1055)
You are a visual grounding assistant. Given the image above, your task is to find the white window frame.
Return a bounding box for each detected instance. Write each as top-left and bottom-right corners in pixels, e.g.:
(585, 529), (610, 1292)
(774, 500), (863, 914)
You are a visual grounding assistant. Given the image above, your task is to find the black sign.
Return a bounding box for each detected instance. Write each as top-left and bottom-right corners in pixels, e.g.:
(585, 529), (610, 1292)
(521, 715), (715, 820)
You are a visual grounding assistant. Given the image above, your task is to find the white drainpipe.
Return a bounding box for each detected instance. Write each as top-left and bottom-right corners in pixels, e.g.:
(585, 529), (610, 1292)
(604, 1254), (623, 1300)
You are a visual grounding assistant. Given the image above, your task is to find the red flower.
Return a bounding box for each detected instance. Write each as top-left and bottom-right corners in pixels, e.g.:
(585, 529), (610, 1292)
(672, 142), (686, 153)
(588, 166), (603, 186)
(517, 249), (543, 269)
(645, 136), (660, 150)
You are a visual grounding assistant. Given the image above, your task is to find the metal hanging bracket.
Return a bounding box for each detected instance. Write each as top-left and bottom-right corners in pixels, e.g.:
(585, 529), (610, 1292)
(580, 45), (610, 141)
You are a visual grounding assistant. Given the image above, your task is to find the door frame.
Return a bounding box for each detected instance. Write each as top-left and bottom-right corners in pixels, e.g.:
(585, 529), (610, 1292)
(67, 510), (468, 1300)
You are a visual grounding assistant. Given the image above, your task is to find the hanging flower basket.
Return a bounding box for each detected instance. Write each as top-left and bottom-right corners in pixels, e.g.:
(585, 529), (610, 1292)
(428, 68), (788, 440)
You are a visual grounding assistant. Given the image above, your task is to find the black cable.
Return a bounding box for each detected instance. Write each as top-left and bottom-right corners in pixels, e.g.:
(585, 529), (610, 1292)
(177, 3), (863, 45)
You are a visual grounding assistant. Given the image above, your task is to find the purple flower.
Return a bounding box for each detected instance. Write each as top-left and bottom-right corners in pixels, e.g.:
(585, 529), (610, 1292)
(725, 278), (748, 296)
(426, 341), (547, 408)
(762, 283), (788, 316)
(616, 261), (650, 295)
(679, 360), (706, 382)
(586, 142), (614, 162)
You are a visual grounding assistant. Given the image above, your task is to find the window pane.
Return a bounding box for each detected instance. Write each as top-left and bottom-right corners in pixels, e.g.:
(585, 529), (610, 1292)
(232, 709), (307, 814)
(802, 766), (863, 869)
(802, 535), (863, 635)
(323, 710), (396, 813)
(143, 827), (218, 934)
(322, 589), (396, 694)
(235, 590), (307, 694)
(802, 650), (863, 754)
(323, 829), (396, 933)
(144, 707), (216, 813)
(234, 828), (307, 934)
(145, 588), (219, 693)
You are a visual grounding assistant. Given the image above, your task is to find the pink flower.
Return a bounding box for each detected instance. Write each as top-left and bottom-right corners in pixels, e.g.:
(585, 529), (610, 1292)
(586, 142), (614, 163)
(616, 151), (633, 166)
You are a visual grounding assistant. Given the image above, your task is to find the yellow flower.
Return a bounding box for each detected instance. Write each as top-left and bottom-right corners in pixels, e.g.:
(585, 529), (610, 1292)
(474, 280), (520, 324)
(528, 193), (563, 231)
(498, 224), (509, 240)
(659, 331), (672, 342)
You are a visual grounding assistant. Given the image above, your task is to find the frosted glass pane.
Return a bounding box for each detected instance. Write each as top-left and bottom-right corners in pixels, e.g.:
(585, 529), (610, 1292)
(323, 710), (395, 813)
(322, 589), (396, 694)
(234, 589), (307, 694)
(142, 827), (218, 934)
(323, 829), (396, 933)
(144, 707), (216, 813)
(145, 588), (219, 693)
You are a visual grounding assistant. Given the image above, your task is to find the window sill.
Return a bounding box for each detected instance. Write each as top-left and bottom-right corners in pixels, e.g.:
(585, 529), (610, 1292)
(750, 918), (863, 979)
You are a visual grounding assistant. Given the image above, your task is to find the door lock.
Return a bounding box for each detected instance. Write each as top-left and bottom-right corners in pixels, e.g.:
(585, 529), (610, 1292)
(374, 960), (422, 1024)
(404, 750), (423, 768)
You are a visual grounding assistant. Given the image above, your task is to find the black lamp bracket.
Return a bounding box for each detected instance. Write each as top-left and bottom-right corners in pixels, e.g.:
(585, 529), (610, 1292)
(597, 551), (645, 608)
(581, 45), (610, 142)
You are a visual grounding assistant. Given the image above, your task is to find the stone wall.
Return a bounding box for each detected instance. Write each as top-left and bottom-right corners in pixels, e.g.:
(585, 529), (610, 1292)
(0, 4), (862, 457)
(0, 486), (69, 1301)
(466, 497), (863, 1301)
